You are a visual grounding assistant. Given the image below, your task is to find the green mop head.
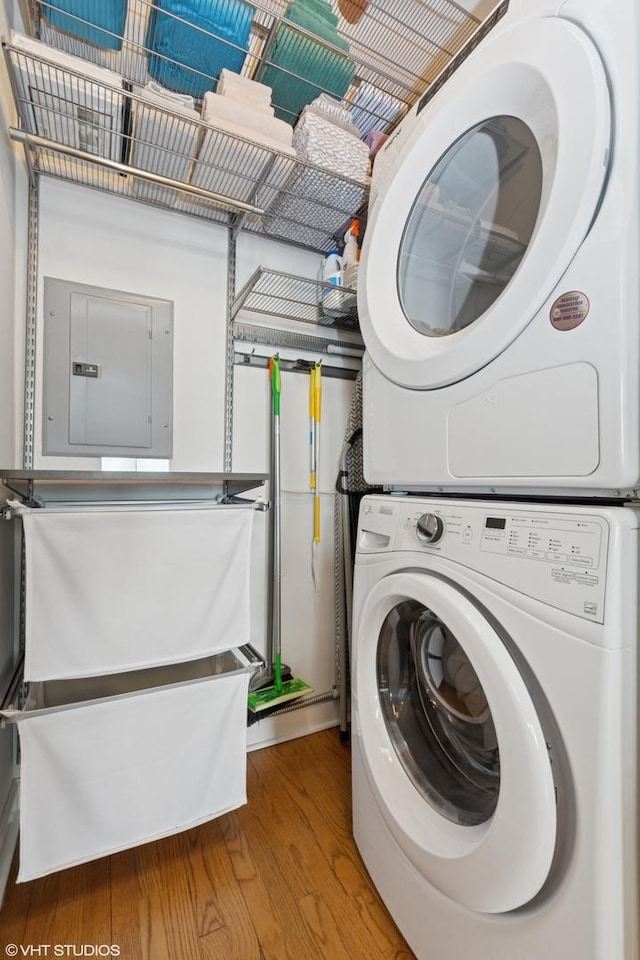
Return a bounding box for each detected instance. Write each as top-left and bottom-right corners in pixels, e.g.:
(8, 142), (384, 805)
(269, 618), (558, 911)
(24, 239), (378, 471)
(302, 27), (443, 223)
(247, 654), (313, 714)
(248, 676), (314, 713)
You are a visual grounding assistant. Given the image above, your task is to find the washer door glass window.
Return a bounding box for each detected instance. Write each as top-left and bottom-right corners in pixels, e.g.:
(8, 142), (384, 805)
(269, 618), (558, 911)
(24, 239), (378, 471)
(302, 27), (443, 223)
(377, 598), (500, 826)
(398, 116), (542, 337)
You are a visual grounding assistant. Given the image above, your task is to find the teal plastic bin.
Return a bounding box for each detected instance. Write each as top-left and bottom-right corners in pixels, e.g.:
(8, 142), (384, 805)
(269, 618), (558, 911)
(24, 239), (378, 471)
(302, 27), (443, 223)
(260, 0), (355, 125)
(146, 0), (256, 98)
(43, 0), (127, 50)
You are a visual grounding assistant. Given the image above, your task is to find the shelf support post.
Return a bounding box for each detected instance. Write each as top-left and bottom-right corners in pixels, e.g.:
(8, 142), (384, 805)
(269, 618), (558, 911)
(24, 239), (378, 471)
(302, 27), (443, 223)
(23, 178), (39, 470)
(224, 230), (237, 474)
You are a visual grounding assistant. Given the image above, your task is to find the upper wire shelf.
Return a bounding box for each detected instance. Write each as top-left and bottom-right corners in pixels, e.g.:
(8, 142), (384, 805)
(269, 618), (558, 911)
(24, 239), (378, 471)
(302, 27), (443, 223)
(5, 40), (371, 251)
(7, 1), (504, 251)
(28, 0), (484, 135)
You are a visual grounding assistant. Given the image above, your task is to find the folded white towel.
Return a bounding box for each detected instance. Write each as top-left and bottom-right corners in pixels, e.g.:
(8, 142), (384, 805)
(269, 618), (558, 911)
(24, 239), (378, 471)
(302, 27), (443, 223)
(203, 92), (293, 149)
(142, 80), (196, 113)
(131, 82), (200, 205)
(294, 108), (369, 181)
(307, 93), (354, 128)
(216, 87), (275, 115)
(302, 102), (362, 139)
(191, 115), (296, 207)
(217, 86), (273, 113)
(218, 67), (273, 108)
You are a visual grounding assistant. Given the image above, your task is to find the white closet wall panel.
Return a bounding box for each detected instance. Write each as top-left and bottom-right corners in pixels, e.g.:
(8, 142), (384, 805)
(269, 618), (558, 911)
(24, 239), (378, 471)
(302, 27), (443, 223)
(232, 365), (354, 493)
(233, 363), (354, 748)
(247, 491), (340, 749)
(36, 179), (229, 471)
(236, 231), (322, 291)
(279, 492), (339, 688)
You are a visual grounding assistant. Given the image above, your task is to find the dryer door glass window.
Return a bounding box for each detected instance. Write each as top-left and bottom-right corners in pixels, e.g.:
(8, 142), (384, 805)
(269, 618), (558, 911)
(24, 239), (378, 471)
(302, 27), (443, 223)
(398, 116), (542, 337)
(377, 599), (500, 825)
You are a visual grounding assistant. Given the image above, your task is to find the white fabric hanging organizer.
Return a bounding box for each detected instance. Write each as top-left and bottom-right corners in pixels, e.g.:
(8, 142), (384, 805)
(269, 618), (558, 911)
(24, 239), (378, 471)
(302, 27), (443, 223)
(2, 501), (259, 883)
(22, 505), (255, 680)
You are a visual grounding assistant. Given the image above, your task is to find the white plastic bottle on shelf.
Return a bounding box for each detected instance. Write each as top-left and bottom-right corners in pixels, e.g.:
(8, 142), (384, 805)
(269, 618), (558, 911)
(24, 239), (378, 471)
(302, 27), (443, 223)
(342, 219), (360, 306)
(320, 248), (343, 318)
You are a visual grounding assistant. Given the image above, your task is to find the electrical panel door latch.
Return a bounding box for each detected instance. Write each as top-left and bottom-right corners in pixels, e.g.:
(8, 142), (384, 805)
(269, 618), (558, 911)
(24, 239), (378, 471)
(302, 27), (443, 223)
(72, 362), (100, 378)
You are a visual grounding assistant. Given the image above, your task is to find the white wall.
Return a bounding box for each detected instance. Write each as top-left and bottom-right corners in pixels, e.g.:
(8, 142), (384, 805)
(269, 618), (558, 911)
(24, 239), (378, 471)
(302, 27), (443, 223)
(235, 232), (354, 746)
(236, 361), (354, 748)
(33, 186), (354, 747)
(36, 179), (230, 471)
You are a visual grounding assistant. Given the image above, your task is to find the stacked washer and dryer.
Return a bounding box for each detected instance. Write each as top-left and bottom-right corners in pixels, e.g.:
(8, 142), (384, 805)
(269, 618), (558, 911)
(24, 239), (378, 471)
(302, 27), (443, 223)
(351, 1), (640, 958)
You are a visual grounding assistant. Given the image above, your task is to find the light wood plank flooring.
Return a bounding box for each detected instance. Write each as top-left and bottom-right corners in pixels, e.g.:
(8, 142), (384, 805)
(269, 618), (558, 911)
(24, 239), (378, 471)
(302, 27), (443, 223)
(0, 729), (415, 959)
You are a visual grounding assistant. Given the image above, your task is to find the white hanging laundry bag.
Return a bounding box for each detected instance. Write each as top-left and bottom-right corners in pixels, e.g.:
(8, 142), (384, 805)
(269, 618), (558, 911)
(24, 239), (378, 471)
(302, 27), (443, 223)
(22, 506), (255, 680)
(8, 654), (250, 882)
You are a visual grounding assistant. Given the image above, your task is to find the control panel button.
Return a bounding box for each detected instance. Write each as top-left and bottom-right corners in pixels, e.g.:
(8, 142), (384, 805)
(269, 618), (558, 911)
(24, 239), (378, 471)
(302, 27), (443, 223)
(568, 555), (593, 567)
(416, 513), (445, 544)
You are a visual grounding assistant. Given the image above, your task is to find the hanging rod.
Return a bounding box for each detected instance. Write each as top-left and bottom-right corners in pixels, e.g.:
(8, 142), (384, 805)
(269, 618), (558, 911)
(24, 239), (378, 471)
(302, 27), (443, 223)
(5, 498), (269, 514)
(235, 352), (359, 381)
(9, 128), (266, 216)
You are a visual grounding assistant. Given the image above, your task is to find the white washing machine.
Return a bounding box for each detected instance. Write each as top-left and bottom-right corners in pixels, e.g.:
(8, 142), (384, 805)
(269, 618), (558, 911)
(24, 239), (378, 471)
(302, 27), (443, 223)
(352, 494), (638, 960)
(359, 0), (640, 497)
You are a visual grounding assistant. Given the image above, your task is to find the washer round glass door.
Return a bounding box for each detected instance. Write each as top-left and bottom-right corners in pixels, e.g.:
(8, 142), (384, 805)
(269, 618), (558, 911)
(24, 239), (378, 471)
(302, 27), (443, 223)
(355, 571), (556, 914)
(378, 599), (500, 828)
(359, 17), (610, 388)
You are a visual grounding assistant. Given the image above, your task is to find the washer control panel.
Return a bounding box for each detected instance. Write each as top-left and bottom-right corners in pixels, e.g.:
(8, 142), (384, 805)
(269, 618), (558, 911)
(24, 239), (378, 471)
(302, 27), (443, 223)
(480, 513), (600, 569)
(358, 496), (611, 622)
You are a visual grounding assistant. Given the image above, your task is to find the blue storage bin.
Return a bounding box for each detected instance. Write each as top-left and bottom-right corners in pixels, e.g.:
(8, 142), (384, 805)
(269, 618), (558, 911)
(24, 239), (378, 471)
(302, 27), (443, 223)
(43, 0), (128, 51)
(146, 0), (255, 99)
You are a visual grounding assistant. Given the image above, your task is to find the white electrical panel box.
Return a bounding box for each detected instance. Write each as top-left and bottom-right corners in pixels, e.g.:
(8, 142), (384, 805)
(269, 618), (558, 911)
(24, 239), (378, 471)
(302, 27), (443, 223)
(42, 278), (174, 458)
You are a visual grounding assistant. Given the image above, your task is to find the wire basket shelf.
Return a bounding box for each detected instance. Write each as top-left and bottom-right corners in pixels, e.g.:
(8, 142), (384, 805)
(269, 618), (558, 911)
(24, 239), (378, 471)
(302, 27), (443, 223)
(231, 266), (360, 329)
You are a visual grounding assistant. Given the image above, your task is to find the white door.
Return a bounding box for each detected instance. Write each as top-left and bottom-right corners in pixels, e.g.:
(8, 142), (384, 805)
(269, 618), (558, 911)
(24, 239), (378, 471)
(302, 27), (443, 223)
(359, 17), (611, 388)
(354, 570), (556, 914)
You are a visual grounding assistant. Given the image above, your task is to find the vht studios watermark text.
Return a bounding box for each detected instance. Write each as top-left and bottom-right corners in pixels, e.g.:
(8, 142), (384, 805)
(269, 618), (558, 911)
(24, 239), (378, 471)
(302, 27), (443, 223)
(5, 947), (121, 957)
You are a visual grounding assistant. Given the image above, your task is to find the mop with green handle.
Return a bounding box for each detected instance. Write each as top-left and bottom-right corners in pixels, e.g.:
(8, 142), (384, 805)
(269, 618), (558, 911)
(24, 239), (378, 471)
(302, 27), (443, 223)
(248, 356), (313, 714)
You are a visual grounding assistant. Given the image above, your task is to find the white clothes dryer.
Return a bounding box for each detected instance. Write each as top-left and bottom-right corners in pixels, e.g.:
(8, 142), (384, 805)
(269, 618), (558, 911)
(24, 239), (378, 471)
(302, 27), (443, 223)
(359, 0), (640, 497)
(352, 494), (639, 960)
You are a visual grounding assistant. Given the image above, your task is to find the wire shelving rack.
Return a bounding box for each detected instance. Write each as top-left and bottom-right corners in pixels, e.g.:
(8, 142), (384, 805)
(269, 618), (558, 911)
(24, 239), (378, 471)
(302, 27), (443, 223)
(6, 0), (503, 251)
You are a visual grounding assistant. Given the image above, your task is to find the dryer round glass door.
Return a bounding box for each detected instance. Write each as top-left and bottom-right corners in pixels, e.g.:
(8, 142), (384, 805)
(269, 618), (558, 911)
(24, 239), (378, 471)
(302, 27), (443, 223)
(398, 117), (542, 338)
(359, 17), (611, 389)
(355, 570), (556, 914)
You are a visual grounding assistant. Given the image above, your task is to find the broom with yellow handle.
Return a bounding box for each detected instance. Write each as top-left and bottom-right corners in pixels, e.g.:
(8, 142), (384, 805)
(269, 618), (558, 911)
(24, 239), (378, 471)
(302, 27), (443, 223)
(248, 356), (313, 714)
(311, 361), (322, 591)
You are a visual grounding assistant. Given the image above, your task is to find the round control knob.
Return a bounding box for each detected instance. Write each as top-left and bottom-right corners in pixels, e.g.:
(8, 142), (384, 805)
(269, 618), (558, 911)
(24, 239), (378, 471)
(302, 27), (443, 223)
(416, 513), (445, 544)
